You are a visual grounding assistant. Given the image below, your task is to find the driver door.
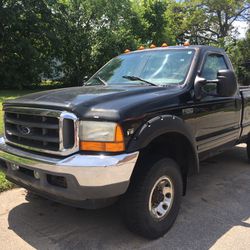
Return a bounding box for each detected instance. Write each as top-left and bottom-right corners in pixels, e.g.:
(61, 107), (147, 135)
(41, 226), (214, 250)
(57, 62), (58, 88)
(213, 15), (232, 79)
(195, 53), (241, 155)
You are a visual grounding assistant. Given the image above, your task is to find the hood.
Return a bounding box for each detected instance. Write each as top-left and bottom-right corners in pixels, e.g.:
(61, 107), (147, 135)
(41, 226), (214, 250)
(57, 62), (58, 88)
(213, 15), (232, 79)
(4, 85), (182, 121)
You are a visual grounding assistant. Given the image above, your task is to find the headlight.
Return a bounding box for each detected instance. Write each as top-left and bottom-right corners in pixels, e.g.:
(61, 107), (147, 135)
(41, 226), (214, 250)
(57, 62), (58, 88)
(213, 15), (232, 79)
(79, 121), (125, 152)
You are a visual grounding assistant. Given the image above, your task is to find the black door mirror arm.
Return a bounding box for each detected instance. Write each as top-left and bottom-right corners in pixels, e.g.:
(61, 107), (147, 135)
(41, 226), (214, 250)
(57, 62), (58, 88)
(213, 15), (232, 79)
(194, 76), (207, 100)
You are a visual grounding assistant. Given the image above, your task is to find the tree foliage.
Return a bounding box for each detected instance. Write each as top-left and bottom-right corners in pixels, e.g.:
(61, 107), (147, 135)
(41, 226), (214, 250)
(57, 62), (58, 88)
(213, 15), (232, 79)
(0, 0), (249, 89)
(52, 0), (140, 86)
(227, 30), (250, 85)
(0, 0), (60, 89)
(165, 0), (250, 45)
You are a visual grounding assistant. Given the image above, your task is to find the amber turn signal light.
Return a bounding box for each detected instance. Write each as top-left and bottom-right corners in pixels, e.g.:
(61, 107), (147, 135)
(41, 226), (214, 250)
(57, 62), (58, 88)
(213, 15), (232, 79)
(80, 141), (125, 152)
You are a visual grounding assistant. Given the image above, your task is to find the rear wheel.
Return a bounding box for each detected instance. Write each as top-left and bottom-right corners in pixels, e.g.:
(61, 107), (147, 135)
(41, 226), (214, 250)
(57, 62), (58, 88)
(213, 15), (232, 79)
(120, 157), (183, 239)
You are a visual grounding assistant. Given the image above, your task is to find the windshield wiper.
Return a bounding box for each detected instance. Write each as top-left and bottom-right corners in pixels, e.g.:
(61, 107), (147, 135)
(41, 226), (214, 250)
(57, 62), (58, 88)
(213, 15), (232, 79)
(122, 75), (157, 86)
(93, 76), (108, 86)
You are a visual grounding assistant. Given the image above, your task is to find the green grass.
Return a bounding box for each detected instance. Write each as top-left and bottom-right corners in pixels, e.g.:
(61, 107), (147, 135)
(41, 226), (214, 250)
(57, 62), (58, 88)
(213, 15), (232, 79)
(0, 90), (36, 192)
(0, 171), (14, 192)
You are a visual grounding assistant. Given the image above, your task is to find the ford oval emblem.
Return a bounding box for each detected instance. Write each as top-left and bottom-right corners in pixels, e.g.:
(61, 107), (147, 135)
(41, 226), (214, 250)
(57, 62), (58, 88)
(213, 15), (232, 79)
(17, 125), (31, 135)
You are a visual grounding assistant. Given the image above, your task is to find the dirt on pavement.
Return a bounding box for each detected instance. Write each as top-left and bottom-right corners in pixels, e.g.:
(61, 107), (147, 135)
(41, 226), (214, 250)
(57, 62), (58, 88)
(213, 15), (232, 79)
(1, 145), (250, 250)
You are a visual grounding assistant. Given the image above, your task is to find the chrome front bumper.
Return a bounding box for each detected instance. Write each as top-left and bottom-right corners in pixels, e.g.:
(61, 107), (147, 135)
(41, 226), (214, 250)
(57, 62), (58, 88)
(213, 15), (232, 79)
(0, 137), (139, 206)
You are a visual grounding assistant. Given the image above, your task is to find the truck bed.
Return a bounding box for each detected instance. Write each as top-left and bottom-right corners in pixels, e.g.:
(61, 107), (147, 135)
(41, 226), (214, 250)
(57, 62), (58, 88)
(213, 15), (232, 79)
(240, 86), (250, 141)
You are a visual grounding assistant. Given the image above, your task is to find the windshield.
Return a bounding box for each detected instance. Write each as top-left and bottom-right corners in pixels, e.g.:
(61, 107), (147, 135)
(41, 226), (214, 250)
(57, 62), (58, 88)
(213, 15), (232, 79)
(86, 49), (195, 86)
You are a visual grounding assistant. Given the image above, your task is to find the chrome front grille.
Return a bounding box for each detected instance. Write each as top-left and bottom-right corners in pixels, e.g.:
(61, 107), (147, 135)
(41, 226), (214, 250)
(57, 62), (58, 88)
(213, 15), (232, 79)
(4, 107), (79, 156)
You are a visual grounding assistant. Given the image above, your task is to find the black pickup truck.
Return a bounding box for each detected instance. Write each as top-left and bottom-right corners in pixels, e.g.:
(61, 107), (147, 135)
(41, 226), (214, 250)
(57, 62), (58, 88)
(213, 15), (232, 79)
(1, 45), (250, 239)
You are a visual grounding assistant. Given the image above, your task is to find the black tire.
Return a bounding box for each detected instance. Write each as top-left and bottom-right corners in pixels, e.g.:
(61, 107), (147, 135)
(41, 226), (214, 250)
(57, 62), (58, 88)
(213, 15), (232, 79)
(120, 157), (183, 239)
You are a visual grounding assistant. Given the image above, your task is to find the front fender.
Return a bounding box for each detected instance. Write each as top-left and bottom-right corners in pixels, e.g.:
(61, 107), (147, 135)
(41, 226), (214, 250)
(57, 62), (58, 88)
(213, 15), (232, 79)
(127, 115), (199, 174)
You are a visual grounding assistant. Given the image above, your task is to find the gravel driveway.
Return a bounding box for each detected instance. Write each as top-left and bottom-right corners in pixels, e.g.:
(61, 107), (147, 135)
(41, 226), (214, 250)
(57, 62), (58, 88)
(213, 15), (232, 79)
(1, 144), (250, 250)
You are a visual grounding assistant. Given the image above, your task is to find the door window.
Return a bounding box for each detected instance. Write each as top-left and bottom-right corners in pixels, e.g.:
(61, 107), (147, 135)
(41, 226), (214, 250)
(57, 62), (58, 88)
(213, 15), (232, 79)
(201, 54), (228, 80)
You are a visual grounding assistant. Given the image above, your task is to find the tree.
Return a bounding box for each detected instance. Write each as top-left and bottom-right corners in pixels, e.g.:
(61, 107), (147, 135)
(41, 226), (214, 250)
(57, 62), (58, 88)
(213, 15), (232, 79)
(143, 0), (169, 45)
(199, 0), (250, 39)
(165, 1), (208, 44)
(53, 0), (139, 86)
(0, 0), (249, 88)
(131, 0), (174, 45)
(0, 0), (60, 89)
(164, 0), (250, 45)
(227, 30), (250, 85)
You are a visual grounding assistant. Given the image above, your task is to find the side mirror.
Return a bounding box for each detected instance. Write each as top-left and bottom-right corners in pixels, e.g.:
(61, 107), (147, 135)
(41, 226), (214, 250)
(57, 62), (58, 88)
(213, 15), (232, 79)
(194, 69), (237, 100)
(216, 69), (237, 97)
(82, 76), (89, 85)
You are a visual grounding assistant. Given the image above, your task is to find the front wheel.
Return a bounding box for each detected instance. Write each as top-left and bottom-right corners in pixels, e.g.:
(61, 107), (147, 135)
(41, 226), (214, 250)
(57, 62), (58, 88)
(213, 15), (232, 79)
(120, 157), (183, 239)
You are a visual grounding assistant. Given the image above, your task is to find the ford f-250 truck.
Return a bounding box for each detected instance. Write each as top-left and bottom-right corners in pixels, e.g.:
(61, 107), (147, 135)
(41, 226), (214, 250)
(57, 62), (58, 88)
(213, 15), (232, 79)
(1, 45), (250, 239)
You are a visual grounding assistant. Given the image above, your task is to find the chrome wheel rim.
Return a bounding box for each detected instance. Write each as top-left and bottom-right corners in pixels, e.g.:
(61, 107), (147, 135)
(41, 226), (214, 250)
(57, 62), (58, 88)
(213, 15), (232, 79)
(149, 176), (174, 220)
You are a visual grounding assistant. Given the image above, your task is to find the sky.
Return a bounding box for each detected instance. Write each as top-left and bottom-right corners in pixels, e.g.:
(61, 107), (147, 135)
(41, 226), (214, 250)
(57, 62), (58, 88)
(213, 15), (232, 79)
(232, 21), (249, 39)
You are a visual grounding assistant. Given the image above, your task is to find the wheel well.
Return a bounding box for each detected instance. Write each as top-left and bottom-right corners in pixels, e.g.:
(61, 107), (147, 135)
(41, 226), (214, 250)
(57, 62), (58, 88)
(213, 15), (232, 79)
(133, 132), (198, 195)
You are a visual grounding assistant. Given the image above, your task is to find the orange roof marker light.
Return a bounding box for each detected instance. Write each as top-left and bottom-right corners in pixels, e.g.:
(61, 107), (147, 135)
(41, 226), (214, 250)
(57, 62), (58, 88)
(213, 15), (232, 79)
(124, 49), (131, 53)
(150, 44), (156, 49)
(161, 43), (168, 47)
(184, 41), (190, 46)
(138, 45), (145, 50)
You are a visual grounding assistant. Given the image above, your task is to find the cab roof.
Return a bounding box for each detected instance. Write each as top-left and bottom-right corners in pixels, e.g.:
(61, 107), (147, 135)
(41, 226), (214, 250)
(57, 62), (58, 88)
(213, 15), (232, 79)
(126, 45), (225, 55)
